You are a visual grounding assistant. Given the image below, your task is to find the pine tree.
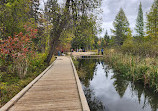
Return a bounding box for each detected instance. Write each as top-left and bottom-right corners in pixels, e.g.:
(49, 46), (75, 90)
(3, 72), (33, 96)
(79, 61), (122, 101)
(135, 2), (144, 38)
(104, 30), (109, 46)
(146, 0), (158, 39)
(112, 8), (130, 45)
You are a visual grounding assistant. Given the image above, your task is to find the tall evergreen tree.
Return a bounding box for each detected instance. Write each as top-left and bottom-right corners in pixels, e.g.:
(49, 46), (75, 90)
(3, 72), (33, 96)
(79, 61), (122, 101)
(112, 8), (130, 45)
(104, 30), (110, 46)
(135, 2), (144, 38)
(146, 0), (158, 38)
(71, 16), (97, 50)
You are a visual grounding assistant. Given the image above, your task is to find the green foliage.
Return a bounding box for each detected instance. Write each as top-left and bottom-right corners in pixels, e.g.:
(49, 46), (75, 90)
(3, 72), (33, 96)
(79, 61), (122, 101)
(0, 26), (38, 78)
(93, 36), (99, 49)
(29, 0), (40, 23)
(122, 38), (158, 57)
(0, 53), (48, 106)
(111, 8), (130, 45)
(0, 0), (31, 37)
(74, 59), (98, 87)
(28, 53), (47, 73)
(104, 49), (158, 92)
(104, 30), (110, 46)
(100, 38), (105, 48)
(135, 2), (144, 38)
(146, 0), (158, 39)
(71, 16), (98, 50)
(109, 0), (158, 58)
(44, 0), (102, 63)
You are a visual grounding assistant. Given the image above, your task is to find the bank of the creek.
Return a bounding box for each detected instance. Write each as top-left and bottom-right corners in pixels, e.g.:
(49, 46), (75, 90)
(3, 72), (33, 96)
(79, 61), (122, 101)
(74, 58), (158, 111)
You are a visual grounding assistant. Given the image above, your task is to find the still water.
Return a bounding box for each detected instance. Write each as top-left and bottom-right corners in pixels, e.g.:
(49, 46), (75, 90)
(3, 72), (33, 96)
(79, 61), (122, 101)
(75, 59), (158, 111)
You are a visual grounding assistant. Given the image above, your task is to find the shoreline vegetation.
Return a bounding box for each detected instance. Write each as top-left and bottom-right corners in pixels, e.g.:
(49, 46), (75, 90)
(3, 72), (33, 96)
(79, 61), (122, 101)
(104, 49), (158, 92)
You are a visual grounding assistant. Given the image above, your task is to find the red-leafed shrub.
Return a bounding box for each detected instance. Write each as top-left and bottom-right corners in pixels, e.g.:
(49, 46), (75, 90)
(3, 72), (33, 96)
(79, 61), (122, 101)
(0, 26), (38, 78)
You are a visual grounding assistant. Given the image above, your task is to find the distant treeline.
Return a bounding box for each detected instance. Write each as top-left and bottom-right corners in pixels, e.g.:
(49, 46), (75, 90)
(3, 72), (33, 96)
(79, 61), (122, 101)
(101, 0), (158, 57)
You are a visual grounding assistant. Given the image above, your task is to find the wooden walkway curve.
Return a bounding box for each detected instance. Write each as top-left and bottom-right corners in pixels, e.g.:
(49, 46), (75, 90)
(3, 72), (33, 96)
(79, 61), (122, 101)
(1, 56), (89, 111)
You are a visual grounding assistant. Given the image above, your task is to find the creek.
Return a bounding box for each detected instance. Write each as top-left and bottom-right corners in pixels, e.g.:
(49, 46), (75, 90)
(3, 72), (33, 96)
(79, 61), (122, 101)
(75, 58), (158, 111)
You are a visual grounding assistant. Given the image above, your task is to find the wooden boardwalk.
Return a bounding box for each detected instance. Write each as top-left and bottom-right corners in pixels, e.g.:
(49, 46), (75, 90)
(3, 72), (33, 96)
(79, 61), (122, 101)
(71, 52), (103, 59)
(2, 56), (89, 111)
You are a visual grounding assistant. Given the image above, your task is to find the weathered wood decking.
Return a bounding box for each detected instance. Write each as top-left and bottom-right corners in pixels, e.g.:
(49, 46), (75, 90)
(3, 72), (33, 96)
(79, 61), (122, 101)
(1, 56), (89, 111)
(71, 52), (103, 59)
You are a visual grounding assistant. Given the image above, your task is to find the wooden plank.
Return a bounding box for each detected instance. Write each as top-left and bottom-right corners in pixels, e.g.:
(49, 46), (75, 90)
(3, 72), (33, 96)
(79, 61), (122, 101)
(4, 56), (83, 111)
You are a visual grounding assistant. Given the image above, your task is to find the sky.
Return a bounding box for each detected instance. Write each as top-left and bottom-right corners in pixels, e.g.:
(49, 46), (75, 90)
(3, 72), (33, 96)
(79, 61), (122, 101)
(39, 0), (154, 37)
(100, 0), (154, 37)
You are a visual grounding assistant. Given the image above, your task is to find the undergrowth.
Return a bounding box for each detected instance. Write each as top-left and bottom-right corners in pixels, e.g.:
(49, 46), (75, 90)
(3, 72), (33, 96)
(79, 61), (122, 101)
(0, 53), (55, 107)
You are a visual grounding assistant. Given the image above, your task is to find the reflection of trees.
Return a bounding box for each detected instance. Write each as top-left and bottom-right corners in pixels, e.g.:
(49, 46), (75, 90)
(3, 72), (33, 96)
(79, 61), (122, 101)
(76, 59), (158, 111)
(112, 73), (129, 98)
(104, 65), (111, 78)
(76, 59), (106, 110)
(113, 73), (158, 111)
(76, 59), (98, 87)
(131, 82), (158, 111)
(84, 87), (106, 111)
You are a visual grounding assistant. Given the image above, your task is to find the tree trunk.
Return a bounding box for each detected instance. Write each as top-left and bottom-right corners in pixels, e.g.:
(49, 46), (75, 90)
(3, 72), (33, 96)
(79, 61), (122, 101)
(45, 39), (58, 64)
(44, 0), (71, 64)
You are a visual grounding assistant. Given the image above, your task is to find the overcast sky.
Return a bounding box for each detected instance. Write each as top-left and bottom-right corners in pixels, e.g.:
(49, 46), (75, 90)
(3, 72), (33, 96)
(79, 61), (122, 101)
(40, 0), (154, 37)
(100, 0), (154, 37)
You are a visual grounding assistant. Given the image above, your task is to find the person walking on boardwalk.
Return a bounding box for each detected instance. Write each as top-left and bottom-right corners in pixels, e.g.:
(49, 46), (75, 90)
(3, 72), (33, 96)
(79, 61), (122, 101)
(101, 48), (104, 55)
(98, 48), (100, 55)
(58, 50), (61, 56)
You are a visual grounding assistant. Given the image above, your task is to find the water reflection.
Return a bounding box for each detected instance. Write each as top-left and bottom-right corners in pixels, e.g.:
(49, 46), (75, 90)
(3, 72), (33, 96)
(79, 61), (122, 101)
(76, 59), (158, 111)
(112, 73), (129, 98)
(83, 87), (106, 111)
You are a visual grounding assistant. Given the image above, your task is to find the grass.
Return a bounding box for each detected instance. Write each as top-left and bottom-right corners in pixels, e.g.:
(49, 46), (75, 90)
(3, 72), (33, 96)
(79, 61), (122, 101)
(104, 49), (158, 92)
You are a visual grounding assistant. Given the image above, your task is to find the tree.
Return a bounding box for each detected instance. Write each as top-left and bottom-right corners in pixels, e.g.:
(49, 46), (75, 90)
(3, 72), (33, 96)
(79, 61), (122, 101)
(71, 15), (97, 50)
(0, 26), (38, 78)
(135, 2), (144, 38)
(44, 0), (102, 63)
(93, 36), (99, 49)
(112, 8), (130, 45)
(100, 38), (105, 48)
(0, 0), (40, 38)
(0, 0), (31, 37)
(29, 0), (40, 23)
(146, 0), (158, 39)
(44, 0), (63, 63)
(104, 30), (110, 46)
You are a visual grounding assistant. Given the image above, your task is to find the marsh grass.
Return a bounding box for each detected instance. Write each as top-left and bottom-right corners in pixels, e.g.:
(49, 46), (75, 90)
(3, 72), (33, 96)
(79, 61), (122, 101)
(104, 49), (158, 92)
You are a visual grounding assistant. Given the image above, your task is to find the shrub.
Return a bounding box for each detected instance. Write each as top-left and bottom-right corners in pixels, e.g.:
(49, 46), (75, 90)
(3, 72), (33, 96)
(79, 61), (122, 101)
(0, 26), (38, 78)
(122, 39), (158, 57)
(0, 52), (48, 106)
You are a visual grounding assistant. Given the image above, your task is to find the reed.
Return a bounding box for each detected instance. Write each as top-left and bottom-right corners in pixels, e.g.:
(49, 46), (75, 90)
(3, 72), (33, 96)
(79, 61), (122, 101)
(104, 49), (158, 92)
